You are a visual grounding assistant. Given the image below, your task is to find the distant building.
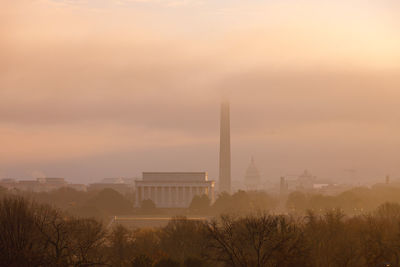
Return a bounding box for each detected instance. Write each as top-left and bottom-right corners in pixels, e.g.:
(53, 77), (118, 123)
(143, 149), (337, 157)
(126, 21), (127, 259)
(37, 177), (66, 184)
(244, 157), (261, 191)
(315, 184), (352, 195)
(1, 177), (85, 192)
(100, 177), (135, 184)
(17, 180), (42, 192)
(3, 177), (68, 192)
(297, 170), (317, 190)
(135, 172), (215, 208)
(100, 178), (124, 184)
(0, 178), (17, 190)
(280, 170), (318, 192)
(37, 177), (67, 191)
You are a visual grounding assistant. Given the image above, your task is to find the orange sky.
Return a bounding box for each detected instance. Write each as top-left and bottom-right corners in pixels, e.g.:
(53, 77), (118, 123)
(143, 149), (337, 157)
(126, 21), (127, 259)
(1, 0), (400, 183)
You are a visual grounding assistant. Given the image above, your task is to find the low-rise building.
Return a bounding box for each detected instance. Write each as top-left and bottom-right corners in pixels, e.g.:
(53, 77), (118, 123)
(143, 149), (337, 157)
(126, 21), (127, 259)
(17, 180), (42, 192)
(37, 177), (68, 192)
(0, 178), (17, 190)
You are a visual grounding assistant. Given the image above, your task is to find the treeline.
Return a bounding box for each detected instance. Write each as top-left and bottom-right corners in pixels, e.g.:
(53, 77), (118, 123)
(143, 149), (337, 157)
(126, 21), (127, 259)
(0, 187), (278, 220)
(12, 187), (135, 222)
(286, 184), (400, 215)
(4, 183), (400, 221)
(189, 190), (277, 215)
(2, 196), (400, 266)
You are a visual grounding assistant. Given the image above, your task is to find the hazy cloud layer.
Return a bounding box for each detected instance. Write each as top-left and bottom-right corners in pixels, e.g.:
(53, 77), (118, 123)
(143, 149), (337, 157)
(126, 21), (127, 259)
(1, 0), (400, 183)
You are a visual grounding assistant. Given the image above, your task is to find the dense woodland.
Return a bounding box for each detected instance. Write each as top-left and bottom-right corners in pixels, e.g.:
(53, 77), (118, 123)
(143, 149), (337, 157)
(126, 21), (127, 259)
(2, 196), (400, 266)
(2, 183), (400, 220)
(3, 185), (400, 266)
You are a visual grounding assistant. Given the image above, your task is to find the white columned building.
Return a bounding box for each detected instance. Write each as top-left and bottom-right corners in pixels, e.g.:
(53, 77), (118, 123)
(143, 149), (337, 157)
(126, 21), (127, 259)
(135, 172), (215, 208)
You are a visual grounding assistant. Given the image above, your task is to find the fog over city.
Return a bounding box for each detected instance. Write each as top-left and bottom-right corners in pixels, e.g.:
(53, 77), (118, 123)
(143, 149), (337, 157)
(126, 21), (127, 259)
(4, 1), (400, 267)
(2, 0), (400, 183)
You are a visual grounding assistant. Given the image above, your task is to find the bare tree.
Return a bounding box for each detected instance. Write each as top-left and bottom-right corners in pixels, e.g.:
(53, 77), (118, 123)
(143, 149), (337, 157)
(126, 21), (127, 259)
(34, 204), (71, 266)
(67, 218), (108, 266)
(108, 224), (133, 267)
(159, 217), (208, 264)
(0, 197), (46, 266)
(205, 213), (307, 267)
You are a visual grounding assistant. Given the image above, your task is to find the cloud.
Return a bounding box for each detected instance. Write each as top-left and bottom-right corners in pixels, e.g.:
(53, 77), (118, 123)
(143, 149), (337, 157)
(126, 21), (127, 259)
(1, 0), (400, 181)
(47, 0), (206, 8)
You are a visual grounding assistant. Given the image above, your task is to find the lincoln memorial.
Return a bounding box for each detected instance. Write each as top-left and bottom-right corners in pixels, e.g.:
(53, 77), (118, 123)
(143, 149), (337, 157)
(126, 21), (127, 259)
(135, 172), (215, 208)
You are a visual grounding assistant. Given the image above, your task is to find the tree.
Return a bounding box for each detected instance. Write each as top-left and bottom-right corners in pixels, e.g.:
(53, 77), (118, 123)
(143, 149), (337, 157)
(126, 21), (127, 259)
(0, 197), (46, 266)
(189, 195), (210, 214)
(305, 209), (363, 267)
(374, 202), (400, 221)
(153, 258), (180, 267)
(0, 196), (109, 267)
(0, 186), (8, 198)
(212, 192), (232, 215)
(67, 218), (107, 266)
(34, 204), (72, 266)
(286, 191), (308, 213)
(248, 191), (277, 212)
(159, 217), (207, 263)
(212, 191), (252, 215)
(141, 199), (156, 213)
(131, 228), (163, 261)
(183, 257), (206, 267)
(108, 224), (133, 267)
(205, 213), (307, 267)
(131, 254), (153, 267)
(87, 188), (133, 215)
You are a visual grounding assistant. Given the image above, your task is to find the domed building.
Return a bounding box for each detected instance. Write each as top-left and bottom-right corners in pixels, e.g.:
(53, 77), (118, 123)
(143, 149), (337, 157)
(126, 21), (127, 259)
(297, 170), (316, 190)
(245, 157), (261, 191)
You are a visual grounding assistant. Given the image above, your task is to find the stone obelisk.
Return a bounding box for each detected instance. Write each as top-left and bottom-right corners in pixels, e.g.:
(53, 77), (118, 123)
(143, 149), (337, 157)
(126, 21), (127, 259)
(219, 102), (231, 193)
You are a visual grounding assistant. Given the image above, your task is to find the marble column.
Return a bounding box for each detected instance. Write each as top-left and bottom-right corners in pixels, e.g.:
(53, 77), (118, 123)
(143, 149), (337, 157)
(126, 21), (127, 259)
(186, 187), (189, 207)
(154, 187), (158, 205)
(135, 186), (139, 207)
(161, 187), (165, 207)
(191, 187), (196, 204)
(157, 187), (161, 206)
(172, 186), (176, 206)
(168, 187), (172, 207)
(178, 186), (183, 204)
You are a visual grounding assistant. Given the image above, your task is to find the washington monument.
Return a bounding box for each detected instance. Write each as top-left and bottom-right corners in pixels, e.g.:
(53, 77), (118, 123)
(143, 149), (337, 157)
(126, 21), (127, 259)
(219, 101), (231, 193)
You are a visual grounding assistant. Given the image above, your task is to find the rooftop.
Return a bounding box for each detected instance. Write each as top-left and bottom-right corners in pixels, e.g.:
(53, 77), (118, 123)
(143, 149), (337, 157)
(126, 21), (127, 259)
(142, 172), (208, 182)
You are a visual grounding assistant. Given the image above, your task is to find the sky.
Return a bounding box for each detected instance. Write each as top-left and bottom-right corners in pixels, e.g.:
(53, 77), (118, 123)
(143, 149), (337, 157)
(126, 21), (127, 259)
(1, 0), (400, 184)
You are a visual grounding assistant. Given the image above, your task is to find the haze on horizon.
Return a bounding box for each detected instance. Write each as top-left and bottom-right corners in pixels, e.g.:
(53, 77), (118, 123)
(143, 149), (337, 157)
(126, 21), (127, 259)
(1, 0), (400, 184)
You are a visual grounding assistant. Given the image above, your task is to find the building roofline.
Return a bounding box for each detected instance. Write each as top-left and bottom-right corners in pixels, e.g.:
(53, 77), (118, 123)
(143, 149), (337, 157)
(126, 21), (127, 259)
(142, 172), (207, 174)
